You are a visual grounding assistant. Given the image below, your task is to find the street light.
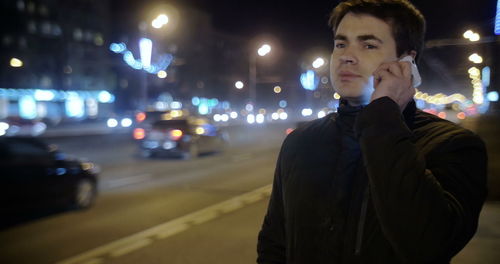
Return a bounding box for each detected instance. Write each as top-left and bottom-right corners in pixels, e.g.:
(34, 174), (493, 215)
(468, 53), (483, 64)
(273, 86), (282, 94)
(257, 44), (271, 56)
(235, 81), (244, 89)
(312, 57), (325, 69)
(463, 30), (480, 41)
(152, 14), (169, 29)
(249, 43), (271, 107)
(463, 30), (474, 39)
(10, 58), (23, 67)
(135, 11), (174, 110)
(157, 70), (167, 78)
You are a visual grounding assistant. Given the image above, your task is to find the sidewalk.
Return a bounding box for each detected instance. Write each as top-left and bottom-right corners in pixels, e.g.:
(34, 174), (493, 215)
(460, 114), (500, 201)
(452, 201), (500, 263)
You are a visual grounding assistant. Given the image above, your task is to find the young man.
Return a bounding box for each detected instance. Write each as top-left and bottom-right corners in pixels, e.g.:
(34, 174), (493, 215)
(257, 0), (488, 263)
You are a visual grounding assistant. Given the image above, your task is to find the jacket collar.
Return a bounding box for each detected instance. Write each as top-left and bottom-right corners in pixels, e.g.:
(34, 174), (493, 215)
(337, 98), (417, 129)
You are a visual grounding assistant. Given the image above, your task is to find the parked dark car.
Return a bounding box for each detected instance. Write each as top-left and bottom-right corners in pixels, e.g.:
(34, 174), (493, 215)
(134, 116), (228, 159)
(0, 117), (47, 136)
(0, 137), (99, 226)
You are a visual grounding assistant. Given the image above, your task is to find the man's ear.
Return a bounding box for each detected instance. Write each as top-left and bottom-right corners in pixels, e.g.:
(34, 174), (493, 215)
(408, 50), (417, 60)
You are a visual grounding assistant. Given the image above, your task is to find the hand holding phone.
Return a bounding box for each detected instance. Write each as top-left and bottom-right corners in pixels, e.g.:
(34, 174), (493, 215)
(399, 55), (421, 87)
(371, 55), (419, 110)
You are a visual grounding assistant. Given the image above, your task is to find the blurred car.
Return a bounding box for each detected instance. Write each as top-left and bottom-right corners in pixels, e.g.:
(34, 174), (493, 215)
(0, 137), (99, 224)
(134, 109), (191, 127)
(134, 116), (228, 159)
(0, 117), (47, 136)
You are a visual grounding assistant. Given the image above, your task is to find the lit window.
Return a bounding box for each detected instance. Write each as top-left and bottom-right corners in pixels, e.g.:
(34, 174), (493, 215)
(84, 31), (93, 42)
(27, 21), (36, 34)
(17, 0), (25, 11)
(27, 1), (35, 13)
(41, 21), (51, 35)
(2, 36), (12, 46)
(73, 28), (83, 41)
(39, 5), (49, 16)
(52, 24), (62, 36)
(94, 33), (104, 46)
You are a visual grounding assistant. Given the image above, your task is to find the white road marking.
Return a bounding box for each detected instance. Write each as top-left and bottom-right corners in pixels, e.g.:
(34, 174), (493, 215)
(55, 184), (272, 264)
(79, 259), (103, 264)
(241, 192), (264, 204)
(155, 223), (189, 239)
(105, 174), (152, 188)
(109, 238), (152, 257)
(190, 211), (218, 225)
(219, 200), (244, 213)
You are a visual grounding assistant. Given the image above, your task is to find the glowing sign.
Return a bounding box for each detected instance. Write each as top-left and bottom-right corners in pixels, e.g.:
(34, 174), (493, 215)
(98, 91), (114, 103)
(300, 70), (319, 91)
(482, 66), (491, 88)
(19, 96), (37, 119)
(65, 93), (84, 118)
(496, 0), (500, 35)
(110, 40), (173, 74)
(139, 38), (152, 68)
(487, 91), (499, 102)
(34, 89), (55, 101)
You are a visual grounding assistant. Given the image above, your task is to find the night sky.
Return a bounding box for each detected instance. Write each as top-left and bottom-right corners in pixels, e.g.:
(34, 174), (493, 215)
(181, 0), (498, 51)
(116, 0), (498, 52)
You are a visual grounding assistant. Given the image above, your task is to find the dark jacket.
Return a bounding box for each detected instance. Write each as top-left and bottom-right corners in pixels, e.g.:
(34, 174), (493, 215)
(257, 97), (488, 264)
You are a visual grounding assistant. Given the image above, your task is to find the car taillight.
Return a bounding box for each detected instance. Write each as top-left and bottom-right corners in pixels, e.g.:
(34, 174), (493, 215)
(169, 129), (183, 141)
(286, 128), (294, 135)
(136, 112), (146, 123)
(133, 128), (145, 140)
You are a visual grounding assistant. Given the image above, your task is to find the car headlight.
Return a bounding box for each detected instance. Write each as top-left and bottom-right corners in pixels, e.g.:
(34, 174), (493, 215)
(81, 162), (100, 174)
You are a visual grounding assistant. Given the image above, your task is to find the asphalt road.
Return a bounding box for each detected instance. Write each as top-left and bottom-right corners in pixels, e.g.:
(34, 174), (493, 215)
(0, 117), (499, 264)
(0, 123), (288, 264)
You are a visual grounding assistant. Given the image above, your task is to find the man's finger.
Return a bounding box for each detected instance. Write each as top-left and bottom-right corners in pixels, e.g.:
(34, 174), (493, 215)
(373, 69), (394, 86)
(387, 63), (404, 77)
(399, 61), (412, 79)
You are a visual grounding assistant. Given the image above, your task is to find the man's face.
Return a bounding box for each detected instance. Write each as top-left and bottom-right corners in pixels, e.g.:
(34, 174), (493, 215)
(330, 12), (398, 105)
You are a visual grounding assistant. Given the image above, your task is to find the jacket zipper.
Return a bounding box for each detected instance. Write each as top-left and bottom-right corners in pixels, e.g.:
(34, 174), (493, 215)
(355, 185), (369, 255)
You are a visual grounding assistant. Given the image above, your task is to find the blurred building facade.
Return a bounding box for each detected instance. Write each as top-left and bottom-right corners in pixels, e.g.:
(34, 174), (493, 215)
(0, 0), (115, 123)
(0, 0), (300, 123)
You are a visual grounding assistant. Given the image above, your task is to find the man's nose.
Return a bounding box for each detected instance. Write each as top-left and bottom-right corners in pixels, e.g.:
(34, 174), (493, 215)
(339, 48), (358, 65)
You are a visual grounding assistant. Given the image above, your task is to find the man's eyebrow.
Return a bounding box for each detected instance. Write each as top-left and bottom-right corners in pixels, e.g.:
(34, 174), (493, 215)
(334, 34), (384, 44)
(334, 34), (348, 41)
(358, 34), (384, 44)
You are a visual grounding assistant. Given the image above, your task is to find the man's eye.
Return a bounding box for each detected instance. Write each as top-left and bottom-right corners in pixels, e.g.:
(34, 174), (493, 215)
(365, 44), (378, 49)
(335, 43), (345, 49)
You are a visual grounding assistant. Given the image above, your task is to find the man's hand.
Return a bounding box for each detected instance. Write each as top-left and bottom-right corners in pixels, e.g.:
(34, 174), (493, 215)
(371, 61), (415, 111)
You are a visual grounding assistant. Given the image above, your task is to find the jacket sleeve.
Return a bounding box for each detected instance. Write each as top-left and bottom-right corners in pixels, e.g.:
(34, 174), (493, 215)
(354, 96), (488, 263)
(257, 144), (287, 264)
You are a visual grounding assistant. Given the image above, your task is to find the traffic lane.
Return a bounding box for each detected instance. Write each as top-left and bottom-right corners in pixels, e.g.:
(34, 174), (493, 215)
(42, 123), (293, 168)
(98, 138), (283, 191)
(104, 198), (269, 264)
(0, 146), (279, 264)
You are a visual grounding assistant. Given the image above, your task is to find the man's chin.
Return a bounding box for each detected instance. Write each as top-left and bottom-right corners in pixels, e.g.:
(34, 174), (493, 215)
(338, 93), (372, 106)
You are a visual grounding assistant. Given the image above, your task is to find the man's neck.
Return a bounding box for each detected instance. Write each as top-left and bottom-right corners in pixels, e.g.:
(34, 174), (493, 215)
(345, 98), (369, 107)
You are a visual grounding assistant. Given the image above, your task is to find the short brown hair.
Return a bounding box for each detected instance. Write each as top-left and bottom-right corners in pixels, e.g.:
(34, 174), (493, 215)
(329, 0), (426, 62)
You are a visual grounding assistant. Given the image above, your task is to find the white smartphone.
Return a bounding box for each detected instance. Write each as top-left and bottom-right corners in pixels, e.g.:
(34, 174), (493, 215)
(399, 55), (421, 87)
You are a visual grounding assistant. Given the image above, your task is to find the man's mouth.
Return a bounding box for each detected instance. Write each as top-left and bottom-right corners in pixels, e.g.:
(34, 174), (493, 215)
(339, 71), (362, 81)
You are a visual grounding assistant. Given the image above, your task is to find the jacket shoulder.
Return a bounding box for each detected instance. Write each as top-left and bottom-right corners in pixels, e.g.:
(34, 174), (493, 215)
(284, 113), (336, 145)
(413, 110), (485, 151)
